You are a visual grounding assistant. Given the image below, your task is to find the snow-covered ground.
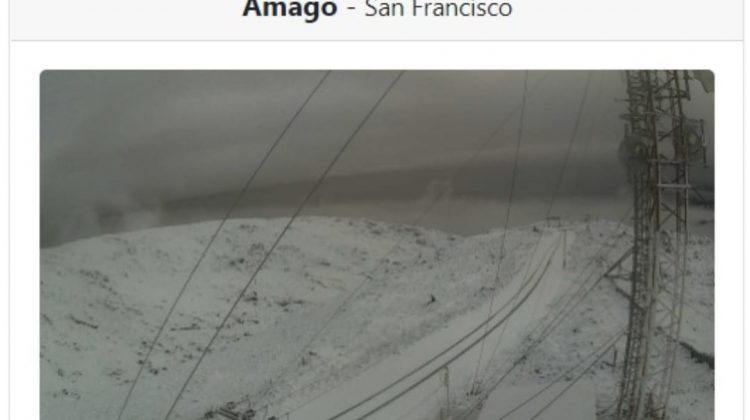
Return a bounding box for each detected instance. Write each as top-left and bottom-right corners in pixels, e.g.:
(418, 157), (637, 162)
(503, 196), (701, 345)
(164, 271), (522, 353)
(40, 216), (713, 420)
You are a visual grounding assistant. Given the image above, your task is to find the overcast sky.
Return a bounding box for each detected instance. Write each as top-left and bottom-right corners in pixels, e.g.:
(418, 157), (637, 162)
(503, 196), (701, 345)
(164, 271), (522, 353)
(40, 70), (715, 246)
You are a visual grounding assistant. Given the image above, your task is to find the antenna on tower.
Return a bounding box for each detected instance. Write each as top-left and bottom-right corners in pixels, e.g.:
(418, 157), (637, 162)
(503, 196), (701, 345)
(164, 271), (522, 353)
(614, 70), (707, 420)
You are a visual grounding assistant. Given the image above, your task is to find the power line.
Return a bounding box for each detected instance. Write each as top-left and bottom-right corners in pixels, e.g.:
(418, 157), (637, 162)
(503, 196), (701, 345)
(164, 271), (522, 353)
(470, 70), (530, 394)
(322, 71), (622, 420)
(314, 71), (596, 420)
(501, 70), (530, 257)
(160, 70), (405, 420)
(545, 71), (593, 220)
(476, 71), (608, 392)
(370, 71), (599, 420)
(283, 262), (535, 415)
(529, 236), (629, 352)
(318, 239), (556, 420)
(455, 211), (633, 420)
(114, 70), (332, 420)
(461, 230), (631, 420)
(269, 225), (547, 420)
(524, 217), (631, 351)
(474, 71), (597, 393)
(482, 212), (631, 387)
(351, 242), (558, 420)
(495, 329), (624, 420)
(322, 238), (556, 420)
(567, 72), (605, 192)
(524, 332), (625, 420)
(264, 221), (548, 419)
(235, 71), (598, 420)
(251, 72), (552, 413)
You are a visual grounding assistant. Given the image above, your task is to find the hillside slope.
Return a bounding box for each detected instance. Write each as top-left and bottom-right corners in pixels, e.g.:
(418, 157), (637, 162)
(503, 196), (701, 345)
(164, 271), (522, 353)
(40, 217), (713, 420)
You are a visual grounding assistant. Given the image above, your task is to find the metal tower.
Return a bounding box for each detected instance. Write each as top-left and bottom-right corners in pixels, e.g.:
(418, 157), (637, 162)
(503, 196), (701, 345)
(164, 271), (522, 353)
(614, 70), (706, 420)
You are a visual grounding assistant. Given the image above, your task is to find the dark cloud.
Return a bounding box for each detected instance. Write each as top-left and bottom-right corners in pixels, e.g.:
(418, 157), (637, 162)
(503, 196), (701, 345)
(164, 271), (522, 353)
(40, 70), (715, 246)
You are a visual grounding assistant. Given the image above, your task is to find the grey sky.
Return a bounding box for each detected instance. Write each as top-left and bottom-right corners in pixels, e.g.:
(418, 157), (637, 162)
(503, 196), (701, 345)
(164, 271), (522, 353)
(40, 70), (715, 246)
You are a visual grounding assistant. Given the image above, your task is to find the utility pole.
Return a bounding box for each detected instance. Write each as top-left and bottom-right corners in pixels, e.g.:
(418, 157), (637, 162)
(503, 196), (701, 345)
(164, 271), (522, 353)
(615, 71), (706, 420)
(442, 366), (451, 420)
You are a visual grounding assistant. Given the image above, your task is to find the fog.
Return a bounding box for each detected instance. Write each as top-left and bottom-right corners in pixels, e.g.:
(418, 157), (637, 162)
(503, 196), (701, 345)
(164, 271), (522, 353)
(40, 70), (715, 247)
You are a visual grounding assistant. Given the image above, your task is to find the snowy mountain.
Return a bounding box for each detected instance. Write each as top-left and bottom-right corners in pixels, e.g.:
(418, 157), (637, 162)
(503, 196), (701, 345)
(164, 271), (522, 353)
(40, 217), (713, 420)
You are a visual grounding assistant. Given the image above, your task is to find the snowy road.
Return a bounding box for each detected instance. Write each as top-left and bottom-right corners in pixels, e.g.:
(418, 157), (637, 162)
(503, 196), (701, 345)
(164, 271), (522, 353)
(279, 231), (566, 420)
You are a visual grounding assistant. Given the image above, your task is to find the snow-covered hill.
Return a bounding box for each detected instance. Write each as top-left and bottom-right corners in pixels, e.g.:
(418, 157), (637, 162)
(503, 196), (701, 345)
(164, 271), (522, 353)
(40, 217), (713, 420)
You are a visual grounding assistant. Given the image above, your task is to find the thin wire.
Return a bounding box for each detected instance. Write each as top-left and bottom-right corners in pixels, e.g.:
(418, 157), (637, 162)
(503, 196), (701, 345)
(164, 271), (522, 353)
(524, 214), (632, 352)
(366, 71), (601, 420)
(272, 222), (548, 419)
(480, 210), (632, 392)
(455, 211), (633, 420)
(545, 71), (593, 220)
(461, 243), (630, 420)
(501, 70), (530, 258)
(525, 332), (625, 420)
(567, 72), (605, 192)
(319, 71), (595, 420)
(494, 330), (624, 420)
(252, 72), (551, 412)
(457, 274), (623, 420)
(161, 70), (405, 420)
(463, 72), (630, 419)
(115, 70), (332, 420)
(346, 241), (558, 420)
(474, 71), (597, 394)
(322, 235), (554, 420)
(478, 71), (605, 390)
(470, 70), (529, 393)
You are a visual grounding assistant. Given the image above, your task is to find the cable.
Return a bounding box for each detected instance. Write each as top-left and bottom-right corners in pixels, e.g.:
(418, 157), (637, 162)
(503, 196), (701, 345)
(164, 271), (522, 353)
(567, 72), (605, 193)
(525, 332), (624, 420)
(250, 72), (552, 412)
(476, 71), (597, 392)
(457, 263), (626, 420)
(318, 71), (596, 420)
(545, 71), (593, 220)
(361, 71), (601, 420)
(338, 240), (558, 420)
(464, 73), (629, 418)
(494, 329), (624, 420)
(470, 70), (529, 393)
(500, 70), (530, 258)
(454, 212), (633, 420)
(321, 237), (555, 420)
(114, 70), (332, 420)
(479, 210), (631, 392)
(268, 223), (549, 419)
(477, 72), (613, 391)
(160, 71), (405, 420)
(527, 215), (631, 350)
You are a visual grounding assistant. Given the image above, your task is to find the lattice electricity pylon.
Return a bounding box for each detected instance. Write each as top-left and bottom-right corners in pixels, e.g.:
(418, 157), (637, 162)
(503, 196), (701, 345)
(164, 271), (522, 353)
(614, 70), (706, 420)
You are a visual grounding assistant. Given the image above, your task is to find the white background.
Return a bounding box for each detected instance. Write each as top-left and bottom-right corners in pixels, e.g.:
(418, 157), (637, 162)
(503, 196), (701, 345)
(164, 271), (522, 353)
(3, 40), (744, 420)
(8, 0), (745, 41)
